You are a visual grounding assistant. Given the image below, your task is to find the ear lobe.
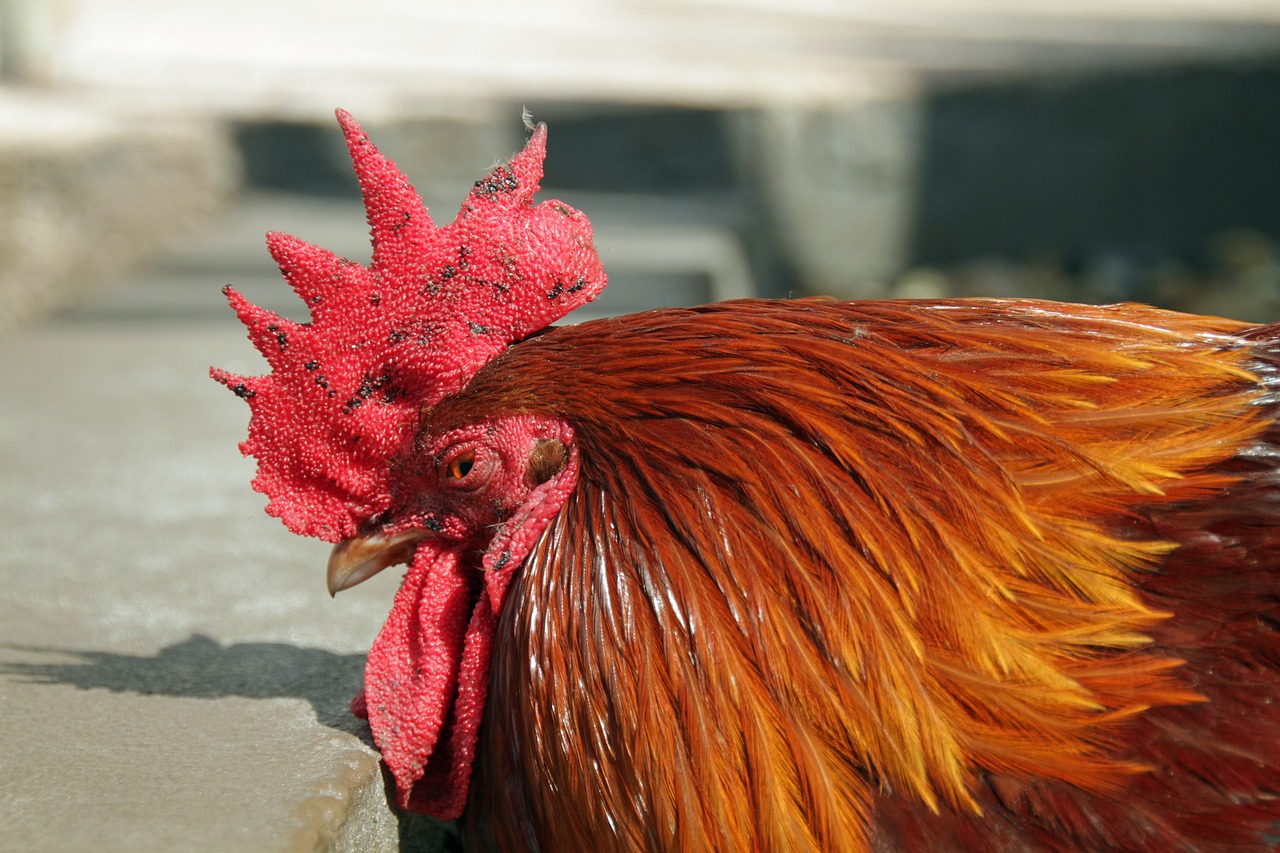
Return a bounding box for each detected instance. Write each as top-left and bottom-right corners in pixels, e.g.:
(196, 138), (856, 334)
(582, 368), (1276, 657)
(481, 437), (578, 614)
(525, 439), (568, 486)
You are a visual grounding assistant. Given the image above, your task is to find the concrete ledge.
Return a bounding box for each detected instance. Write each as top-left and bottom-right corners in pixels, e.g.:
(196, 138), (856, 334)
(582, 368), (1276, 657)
(0, 319), (452, 851)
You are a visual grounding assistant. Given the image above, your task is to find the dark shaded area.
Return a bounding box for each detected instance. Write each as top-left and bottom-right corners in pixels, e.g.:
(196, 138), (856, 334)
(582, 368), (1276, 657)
(533, 107), (737, 193)
(235, 121), (357, 196)
(1, 634), (367, 732)
(0, 634), (454, 852)
(529, 104), (795, 300)
(909, 56), (1280, 269)
(529, 105), (797, 299)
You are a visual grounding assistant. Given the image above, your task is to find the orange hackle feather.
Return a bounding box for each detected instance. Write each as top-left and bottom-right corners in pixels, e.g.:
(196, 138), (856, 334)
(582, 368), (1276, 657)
(420, 298), (1280, 851)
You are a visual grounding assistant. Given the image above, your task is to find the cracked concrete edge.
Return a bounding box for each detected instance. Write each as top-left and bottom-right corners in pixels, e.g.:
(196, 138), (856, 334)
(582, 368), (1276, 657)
(286, 734), (459, 853)
(286, 736), (399, 853)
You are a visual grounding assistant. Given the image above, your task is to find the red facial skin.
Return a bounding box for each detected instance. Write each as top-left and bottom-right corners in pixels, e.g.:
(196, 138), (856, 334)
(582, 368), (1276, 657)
(355, 414), (579, 817)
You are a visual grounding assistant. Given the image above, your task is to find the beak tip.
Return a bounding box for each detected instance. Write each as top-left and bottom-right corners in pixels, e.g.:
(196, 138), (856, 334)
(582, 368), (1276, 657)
(326, 559), (359, 597)
(325, 550), (355, 597)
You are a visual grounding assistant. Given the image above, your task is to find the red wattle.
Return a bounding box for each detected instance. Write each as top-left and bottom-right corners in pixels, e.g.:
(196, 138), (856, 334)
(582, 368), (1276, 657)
(361, 544), (503, 819)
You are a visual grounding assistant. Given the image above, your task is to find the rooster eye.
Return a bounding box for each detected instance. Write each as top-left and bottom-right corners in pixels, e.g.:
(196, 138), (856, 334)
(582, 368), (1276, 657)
(445, 450), (476, 480)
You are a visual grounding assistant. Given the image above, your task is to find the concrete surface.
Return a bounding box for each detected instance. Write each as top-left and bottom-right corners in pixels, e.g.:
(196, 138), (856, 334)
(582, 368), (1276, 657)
(0, 326), (419, 852)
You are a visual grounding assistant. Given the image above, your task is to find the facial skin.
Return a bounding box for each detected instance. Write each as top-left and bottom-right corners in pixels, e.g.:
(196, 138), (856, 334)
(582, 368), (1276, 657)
(328, 413), (576, 594)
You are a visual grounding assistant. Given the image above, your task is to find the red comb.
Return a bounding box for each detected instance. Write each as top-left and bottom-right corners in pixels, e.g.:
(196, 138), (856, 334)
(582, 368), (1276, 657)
(213, 110), (606, 541)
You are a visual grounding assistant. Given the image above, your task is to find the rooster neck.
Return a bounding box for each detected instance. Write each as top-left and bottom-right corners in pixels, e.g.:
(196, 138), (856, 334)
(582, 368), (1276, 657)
(471, 479), (879, 853)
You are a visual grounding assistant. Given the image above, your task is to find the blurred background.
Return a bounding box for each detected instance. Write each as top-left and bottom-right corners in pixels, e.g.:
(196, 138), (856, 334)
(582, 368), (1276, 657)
(4, 0), (1280, 333)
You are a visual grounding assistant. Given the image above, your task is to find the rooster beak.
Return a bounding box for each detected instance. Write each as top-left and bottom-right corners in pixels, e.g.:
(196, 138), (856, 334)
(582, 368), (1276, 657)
(327, 529), (435, 596)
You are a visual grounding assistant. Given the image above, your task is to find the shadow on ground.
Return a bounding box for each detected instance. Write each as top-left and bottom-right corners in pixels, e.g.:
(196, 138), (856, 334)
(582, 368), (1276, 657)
(0, 634), (460, 852)
(0, 633), (369, 735)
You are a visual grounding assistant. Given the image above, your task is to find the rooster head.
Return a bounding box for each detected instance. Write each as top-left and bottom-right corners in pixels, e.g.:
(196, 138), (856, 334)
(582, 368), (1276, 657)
(213, 110), (605, 817)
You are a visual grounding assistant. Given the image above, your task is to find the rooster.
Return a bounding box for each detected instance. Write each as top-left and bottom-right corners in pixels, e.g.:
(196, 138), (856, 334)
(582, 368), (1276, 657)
(215, 111), (1280, 852)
